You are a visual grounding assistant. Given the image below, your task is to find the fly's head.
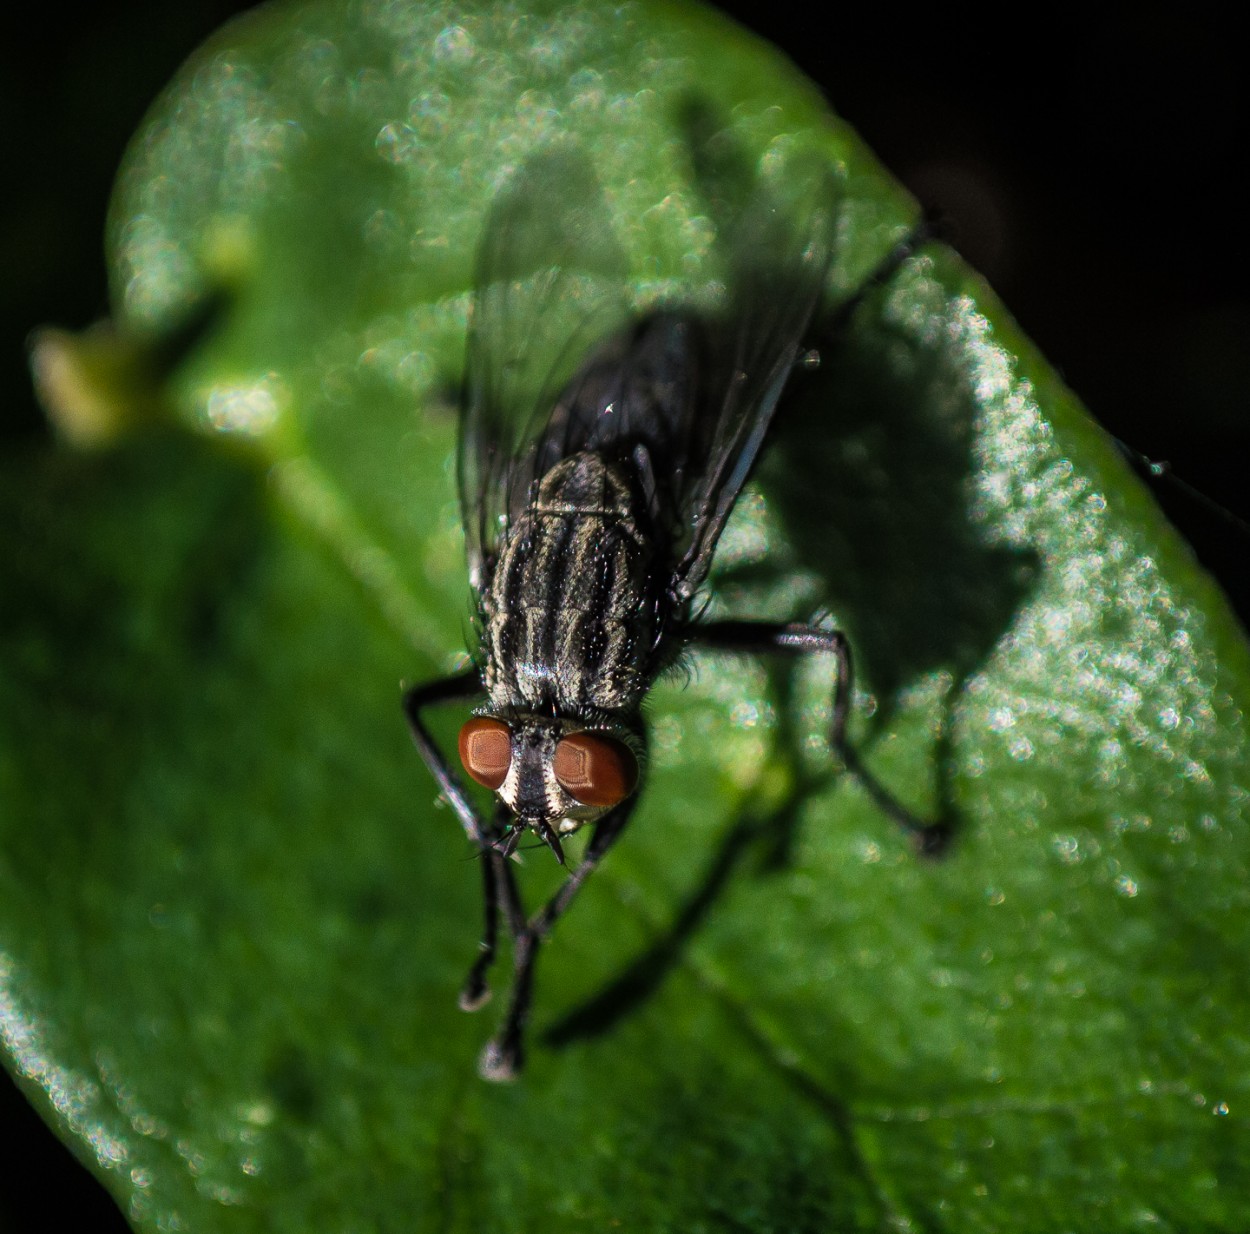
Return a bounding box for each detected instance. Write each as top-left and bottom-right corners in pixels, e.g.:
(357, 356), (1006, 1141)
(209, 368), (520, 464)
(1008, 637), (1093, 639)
(457, 712), (641, 863)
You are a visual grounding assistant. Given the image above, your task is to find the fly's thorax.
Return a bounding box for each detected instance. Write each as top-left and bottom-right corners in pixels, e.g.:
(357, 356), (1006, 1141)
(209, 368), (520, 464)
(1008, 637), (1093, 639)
(459, 711), (643, 835)
(479, 451), (671, 718)
(533, 453), (636, 519)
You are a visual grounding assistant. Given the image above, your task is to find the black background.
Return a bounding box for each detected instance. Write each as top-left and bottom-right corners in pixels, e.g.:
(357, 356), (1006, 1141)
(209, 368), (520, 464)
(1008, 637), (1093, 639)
(2, 3), (1244, 1228)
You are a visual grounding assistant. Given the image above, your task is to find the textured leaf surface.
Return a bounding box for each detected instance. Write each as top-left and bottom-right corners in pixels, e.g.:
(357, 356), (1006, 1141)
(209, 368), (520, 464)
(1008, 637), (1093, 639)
(3, 1), (1249, 1230)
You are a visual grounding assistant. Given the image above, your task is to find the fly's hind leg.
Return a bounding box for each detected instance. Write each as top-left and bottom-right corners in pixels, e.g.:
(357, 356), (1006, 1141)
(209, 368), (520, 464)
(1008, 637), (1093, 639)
(691, 620), (951, 855)
(479, 800), (637, 1082)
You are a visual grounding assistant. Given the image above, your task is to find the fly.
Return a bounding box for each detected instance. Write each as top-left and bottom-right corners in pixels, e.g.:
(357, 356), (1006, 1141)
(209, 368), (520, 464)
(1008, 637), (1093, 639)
(404, 138), (938, 1081)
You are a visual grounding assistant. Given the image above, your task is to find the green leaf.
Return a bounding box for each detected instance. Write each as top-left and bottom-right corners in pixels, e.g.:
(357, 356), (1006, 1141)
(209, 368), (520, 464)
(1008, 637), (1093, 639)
(5, 1), (1250, 1230)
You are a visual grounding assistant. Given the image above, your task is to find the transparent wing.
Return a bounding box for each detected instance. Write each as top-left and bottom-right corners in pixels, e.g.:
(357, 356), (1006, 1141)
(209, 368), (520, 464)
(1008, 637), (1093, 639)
(459, 137), (838, 601)
(458, 145), (630, 589)
(671, 155), (838, 598)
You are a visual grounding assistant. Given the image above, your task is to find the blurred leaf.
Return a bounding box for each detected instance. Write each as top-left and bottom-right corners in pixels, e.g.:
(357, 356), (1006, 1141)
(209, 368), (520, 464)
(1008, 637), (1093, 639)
(3, 1), (1249, 1231)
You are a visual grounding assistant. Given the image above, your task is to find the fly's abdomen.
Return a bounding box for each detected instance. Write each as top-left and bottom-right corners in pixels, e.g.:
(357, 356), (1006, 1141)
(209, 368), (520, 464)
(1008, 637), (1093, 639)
(482, 453), (664, 716)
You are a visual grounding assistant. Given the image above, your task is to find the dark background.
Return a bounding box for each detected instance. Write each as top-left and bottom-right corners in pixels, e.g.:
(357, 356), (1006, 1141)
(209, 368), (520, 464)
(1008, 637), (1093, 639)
(2, 3), (1244, 1228)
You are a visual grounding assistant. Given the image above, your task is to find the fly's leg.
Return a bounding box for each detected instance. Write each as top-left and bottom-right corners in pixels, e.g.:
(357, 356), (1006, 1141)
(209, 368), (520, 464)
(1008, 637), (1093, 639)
(458, 817), (520, 1011)
(403, 672), (528, 1009)
(691, 620), (950, 854)
(403, 670), (489, 845)
(479, 800), (637, 1082)
(458, 853), (499, 1011)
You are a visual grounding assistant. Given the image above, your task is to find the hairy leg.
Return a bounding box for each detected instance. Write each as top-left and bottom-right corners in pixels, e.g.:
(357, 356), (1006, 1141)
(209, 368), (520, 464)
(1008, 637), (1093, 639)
(690, 620), (949, 853)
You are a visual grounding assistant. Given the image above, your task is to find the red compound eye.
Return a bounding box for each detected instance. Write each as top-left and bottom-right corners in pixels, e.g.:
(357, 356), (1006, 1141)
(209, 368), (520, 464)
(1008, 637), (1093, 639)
(458, 717), (512, 790)
(552, 731), (638, 808)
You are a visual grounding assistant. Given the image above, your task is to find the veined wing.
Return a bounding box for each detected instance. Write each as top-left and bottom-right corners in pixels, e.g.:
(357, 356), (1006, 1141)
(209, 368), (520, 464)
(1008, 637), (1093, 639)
(671, 154), (838, 600)
(460, 137), (838, 602)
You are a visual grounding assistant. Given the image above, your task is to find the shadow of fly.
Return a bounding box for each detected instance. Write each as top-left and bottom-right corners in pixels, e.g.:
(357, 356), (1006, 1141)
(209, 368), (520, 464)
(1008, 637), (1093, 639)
(404, 140), (940, 1080)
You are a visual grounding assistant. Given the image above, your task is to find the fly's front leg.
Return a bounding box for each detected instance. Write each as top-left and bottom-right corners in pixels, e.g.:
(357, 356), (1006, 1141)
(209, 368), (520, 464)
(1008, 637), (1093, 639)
(479, 800), (637, 1082)
(403, 669), (489, 845)
(458, 818), (524, 1012)
(403, 671), (526, 1011)
(691, 620), (950, 853)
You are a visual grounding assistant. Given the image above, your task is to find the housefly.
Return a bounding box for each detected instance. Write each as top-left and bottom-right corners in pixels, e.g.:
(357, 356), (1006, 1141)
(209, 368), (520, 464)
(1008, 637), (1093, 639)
(404, 139), (935, 1081)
